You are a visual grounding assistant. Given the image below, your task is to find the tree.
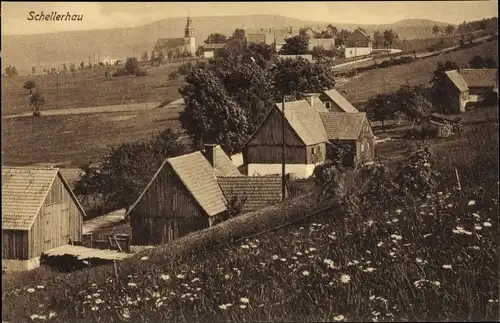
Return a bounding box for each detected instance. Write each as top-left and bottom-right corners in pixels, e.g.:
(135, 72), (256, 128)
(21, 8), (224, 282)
(141, 51), (149, 61)
(479, 19), (487, 30)
(29, 91), (45, 114)
(32, 66), (36, 75)
(445, 24), (455, 36)
(213, 61), (275, 133)
(244, 43), (276, 69)
(158, 51), (165, 65)
(269, 57), (336, 100)
(373, 30), (384, 49)
(311, 45), (327, 62)
(336, 29), (351, 47)
(394, 84), (432, 122)
(432, 25), (441, 37)
(150, 51), (156, 65)
(4, 65), (18, 76)
(205, 33), (228, 44)
(279, 34), (309, 55)
(74, 129), (186, 213)
(469, 55), (497, 69)
(63, 64), (68, 72)
(178, 69), (250, 154)
(365, 93), (398, 132)
(430, 60), (460, 114)
(23, 80), (36, 95)
(383, 29), (398, 50)
(125, 57), (139, 74)
(80, 61), (85, 69)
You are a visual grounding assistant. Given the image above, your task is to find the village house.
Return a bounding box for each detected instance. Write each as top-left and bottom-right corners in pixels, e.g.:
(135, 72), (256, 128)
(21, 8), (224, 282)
(127, 144), (286, 246)
(244, 95), (374, 178)
(2, 167), (86, 271)
(152, 16), (196, 60)
(445, 68), (498, 113)
(344, 28), (373, 59)
(320, 89), (360, 113)
(201, 43), (227, 59)
(308, 38), (337, 52)
(246, 28), (275, 47)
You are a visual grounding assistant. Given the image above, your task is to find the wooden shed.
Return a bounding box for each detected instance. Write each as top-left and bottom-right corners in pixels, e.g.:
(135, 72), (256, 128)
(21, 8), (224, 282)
(127, 146), (241, 246)
(2, 167), (86, 271)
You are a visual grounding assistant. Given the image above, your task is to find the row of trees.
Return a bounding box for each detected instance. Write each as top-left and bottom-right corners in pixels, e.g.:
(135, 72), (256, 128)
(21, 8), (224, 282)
(4, 65), (19, 76)
(432, 24), (457, 37)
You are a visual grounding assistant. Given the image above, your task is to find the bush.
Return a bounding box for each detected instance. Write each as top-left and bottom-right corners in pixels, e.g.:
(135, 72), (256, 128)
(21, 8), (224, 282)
(112, 68), (128, 77)
(125, 57), (139, 75)
(168, 71), (179, 81)
(134, 68), (148, 77)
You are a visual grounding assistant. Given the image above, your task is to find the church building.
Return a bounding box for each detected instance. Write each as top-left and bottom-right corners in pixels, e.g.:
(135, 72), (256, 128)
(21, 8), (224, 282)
(152, 16), (196, 60)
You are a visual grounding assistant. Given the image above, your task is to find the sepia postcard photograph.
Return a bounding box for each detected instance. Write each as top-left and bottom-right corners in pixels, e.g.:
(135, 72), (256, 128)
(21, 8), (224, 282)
(1, 1), (499, 322)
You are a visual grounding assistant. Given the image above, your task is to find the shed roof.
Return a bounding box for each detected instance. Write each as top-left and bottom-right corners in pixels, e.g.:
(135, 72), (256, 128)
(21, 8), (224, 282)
(445, 70), (469, 92)
(2, 167), (86, 230)
(319, 112), (368, 140)
(460, 68), (498, 88)
(322, 89), (359, 113)
(165, 152), (228, 217)
(153, 38), (186, 53)
(217, 175), (284, 212)
(275, 100), (328, 145)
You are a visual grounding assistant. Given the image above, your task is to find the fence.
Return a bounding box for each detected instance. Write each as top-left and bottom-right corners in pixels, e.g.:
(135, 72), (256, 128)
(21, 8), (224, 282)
(82, 233), (131, 253)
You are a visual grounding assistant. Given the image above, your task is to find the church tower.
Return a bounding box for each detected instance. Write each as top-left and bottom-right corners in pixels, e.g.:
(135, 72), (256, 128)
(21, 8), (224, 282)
(184, 15), (196, 56)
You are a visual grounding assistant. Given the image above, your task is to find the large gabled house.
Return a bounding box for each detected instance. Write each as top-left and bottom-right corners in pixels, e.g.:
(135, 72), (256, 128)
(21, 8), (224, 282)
(127, 144), (287, 246)
(445, 68), (498, 113)
(244, 96), (374, 178)
(344, 28), (373, 59)
(2, 167), (86, 271)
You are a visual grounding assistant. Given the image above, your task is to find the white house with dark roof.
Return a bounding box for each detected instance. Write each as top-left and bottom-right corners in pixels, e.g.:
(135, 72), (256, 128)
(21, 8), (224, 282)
(445, 68), (498, 113)
(127, 144), (286, 246)
(244, 98), (374, 178)
(2, 167), (86, 271)
(344, 28), (373, 59)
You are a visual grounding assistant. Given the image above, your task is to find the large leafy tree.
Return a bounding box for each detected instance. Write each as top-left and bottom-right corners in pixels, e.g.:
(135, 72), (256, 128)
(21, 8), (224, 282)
(74, 129), (186, 213)
(279, 35), (310, 55)
(179, 69), (250, 154)
(243, 43), (276, 69)
(365, 93), (398, 132)
(205, 33), (228, 44)
(394, 84), (432, 121)
(269, 57), (336, 99)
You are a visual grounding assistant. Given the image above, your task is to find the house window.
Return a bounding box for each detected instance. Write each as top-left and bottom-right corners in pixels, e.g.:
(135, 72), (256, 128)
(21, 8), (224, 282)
(312, 147), (316, 154)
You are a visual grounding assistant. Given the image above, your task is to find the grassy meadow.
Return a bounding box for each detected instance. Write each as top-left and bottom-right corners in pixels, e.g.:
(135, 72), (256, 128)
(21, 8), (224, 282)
(338, 40), (498, 106)
(2, 112), (498, 321)
(1, 60), (191, 116)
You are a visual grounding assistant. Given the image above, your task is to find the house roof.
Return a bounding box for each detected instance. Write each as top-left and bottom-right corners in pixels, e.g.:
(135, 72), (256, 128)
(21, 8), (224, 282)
(319, 112), (368, 140)
(309, 38), (336, 50)
(202, 145), (241, 177)
(322, 89), (359, 113)
(217, 175), (284, 212)
(460, 69), (498, 88)
(167, 152), (228, 217)
(153, 38), (186, 53)
(2, 167), (86, 230)
(445, 70), (469, 92)
(203, 43), (227, 50)
(355, 28), (371, 39)
(246, 32), (275, 45)
(275, 100), (328, 145)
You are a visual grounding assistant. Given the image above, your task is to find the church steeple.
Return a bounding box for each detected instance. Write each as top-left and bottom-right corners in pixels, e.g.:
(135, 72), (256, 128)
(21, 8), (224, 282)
(185, 14), (194, 38)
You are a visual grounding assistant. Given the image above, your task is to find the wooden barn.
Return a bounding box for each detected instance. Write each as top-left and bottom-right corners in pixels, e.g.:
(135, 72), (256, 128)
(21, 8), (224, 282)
(127, 145), (287, 246)
(244, 98), (374, 178)
(2, 167), (86, 271)
(127, 145), (240, 245)
(319, 112), (375, 167)
(244, 99), (329, 179)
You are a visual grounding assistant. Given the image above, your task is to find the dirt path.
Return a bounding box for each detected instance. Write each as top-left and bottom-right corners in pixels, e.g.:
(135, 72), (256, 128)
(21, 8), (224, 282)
(2, 101), (163, 120)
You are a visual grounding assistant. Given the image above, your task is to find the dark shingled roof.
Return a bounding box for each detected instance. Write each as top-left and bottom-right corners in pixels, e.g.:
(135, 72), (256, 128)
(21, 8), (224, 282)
(460, 68), (498, 88)
(153, 38), (186, 53)
(217, 175), (284, 212)
(319, 112), (368, 140)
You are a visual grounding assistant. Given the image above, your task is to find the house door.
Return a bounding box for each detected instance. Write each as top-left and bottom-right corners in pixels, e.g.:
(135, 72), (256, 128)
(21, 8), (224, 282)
(162, 220), (178, 244)
(60, 202), (70, 244)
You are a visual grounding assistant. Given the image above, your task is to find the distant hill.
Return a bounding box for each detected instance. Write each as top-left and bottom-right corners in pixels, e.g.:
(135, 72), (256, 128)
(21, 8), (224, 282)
(2, 15), (454, 74)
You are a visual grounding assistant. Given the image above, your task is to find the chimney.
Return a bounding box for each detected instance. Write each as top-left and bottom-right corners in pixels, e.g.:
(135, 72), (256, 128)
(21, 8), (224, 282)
(204, 144), (217, 168)
(303, 93), (319, 107)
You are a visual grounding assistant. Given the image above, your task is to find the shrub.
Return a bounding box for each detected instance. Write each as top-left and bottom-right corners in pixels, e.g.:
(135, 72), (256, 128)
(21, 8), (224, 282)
(112, 68), (129, 77)
(134, 68), (148, 77)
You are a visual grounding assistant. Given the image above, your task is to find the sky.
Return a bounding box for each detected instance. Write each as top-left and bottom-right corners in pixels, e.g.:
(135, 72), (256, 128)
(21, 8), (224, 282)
(2, 1), (498, 35)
